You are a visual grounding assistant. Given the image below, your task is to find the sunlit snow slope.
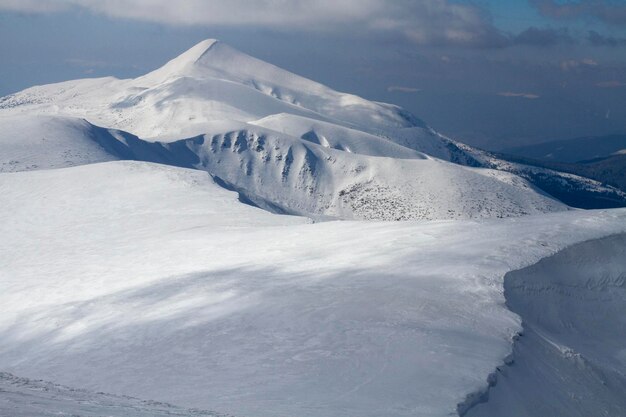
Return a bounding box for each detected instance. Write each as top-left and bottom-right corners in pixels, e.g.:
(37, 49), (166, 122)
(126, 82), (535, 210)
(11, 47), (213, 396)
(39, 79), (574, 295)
(0, 114), (119, 172)
(0, 372), (223, 417)
(466, 234), (626, 417)
(1, 161), (625, 417)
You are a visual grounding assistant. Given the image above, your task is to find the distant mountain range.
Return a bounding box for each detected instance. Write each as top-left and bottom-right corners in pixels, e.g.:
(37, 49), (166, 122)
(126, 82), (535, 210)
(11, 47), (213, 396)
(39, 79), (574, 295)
(503, 134), (626, 164)
(500, 134), (626, 203)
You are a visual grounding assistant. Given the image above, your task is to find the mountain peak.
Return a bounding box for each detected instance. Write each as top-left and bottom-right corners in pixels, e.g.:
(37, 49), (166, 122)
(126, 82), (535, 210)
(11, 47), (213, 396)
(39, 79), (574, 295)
(137, 37), (326, 96)
(138, 39), (221, 83)
(182, 39), (220, 64)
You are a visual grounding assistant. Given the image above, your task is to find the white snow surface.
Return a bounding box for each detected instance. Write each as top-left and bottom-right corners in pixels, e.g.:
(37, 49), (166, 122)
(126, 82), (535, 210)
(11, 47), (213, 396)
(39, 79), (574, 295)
(0, 114), (119, 172)
(1, 161), (625, 417)
(250, 113), (426, 159)
(466, 234), (626, 417)
(0, 372), (225, 417)
(184, 127), (567, 220)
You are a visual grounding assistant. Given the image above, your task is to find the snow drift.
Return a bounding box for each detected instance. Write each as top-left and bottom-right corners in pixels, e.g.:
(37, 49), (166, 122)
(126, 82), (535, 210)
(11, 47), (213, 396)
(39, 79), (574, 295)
(466, 234), (626, 417)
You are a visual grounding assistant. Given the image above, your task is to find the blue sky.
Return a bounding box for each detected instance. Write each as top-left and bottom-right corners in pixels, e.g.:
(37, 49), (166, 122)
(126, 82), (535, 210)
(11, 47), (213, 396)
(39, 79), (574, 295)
(1, 0), (626, 149)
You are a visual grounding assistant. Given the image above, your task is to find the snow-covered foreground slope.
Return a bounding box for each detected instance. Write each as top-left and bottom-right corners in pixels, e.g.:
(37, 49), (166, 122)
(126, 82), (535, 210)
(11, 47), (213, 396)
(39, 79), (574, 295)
(466, 234), (626, 417)
(0, 372), (224, 417)
(0, 161), (308, 231)
(1, 161), (625, 417)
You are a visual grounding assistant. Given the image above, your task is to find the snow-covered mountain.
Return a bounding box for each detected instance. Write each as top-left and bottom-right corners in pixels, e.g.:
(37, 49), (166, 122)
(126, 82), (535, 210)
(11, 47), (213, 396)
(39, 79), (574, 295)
(0, 39), (425, 141)
(6, 39), (620, 220)
(2, 39), (626, 417)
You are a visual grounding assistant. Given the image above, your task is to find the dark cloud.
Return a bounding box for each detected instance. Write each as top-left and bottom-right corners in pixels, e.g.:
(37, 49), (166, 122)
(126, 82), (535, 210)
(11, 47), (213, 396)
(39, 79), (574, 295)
(396, 1), (510, 48)
(596, 80), (626, 88)
(1, 0), (607, 50)
(530, 0), (626, 27)
(513, 27), (575, 46)
(588, 30), (626, 47)
(387, 86), (421, 93)
(497, 92), (540, 99)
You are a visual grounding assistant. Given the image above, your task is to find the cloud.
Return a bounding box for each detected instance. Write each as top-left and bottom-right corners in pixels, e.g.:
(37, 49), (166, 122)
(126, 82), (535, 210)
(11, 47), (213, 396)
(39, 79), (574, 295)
(396, 1), (509, 48)
(497, 92), (540, 99)
(2, 0), (611, 49)
(582, 58), (598, 66)
(596, 80), (626, 88)
(512, 27), (575, 46)
(65, 58), (112, 68)
(530, 0), (626, 27)
(560, 59), (599, 71)
(0, 0), (66, 13)
(387, 86), (421, 93)
(587, 30), (626, 47)
(0, 0), (510, 48)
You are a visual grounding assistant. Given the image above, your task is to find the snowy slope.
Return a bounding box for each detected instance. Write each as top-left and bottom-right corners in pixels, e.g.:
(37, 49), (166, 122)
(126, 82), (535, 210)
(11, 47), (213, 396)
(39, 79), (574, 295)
(450, 138), (626, 208)
(1, 162), (625, 417)
(0, 114), (119, 172)
(0, 161), (308, 231)
(466, 234), (626, 417)
(0, 113), (200, 174)
(137, 39), (425, 133)
(250, 113), (426, 159)
(177, 126), (567, 220)
(0, 372), (224, 417)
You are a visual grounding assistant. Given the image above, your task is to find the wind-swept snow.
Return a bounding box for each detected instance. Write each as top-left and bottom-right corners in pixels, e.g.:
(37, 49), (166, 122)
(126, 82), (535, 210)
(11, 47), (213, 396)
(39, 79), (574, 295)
(0, 372), (225, 417)
(250, 113), (427, 159)
(465, 234), (626, 417)
(1, 161), (625, 417)
(0, 114), (119, 172)
(181, 128), (567, 220)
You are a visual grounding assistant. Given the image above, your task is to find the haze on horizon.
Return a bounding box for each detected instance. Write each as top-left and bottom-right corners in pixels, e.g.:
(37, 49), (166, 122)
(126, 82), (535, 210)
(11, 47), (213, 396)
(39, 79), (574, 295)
(1, 0), (625, 149)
